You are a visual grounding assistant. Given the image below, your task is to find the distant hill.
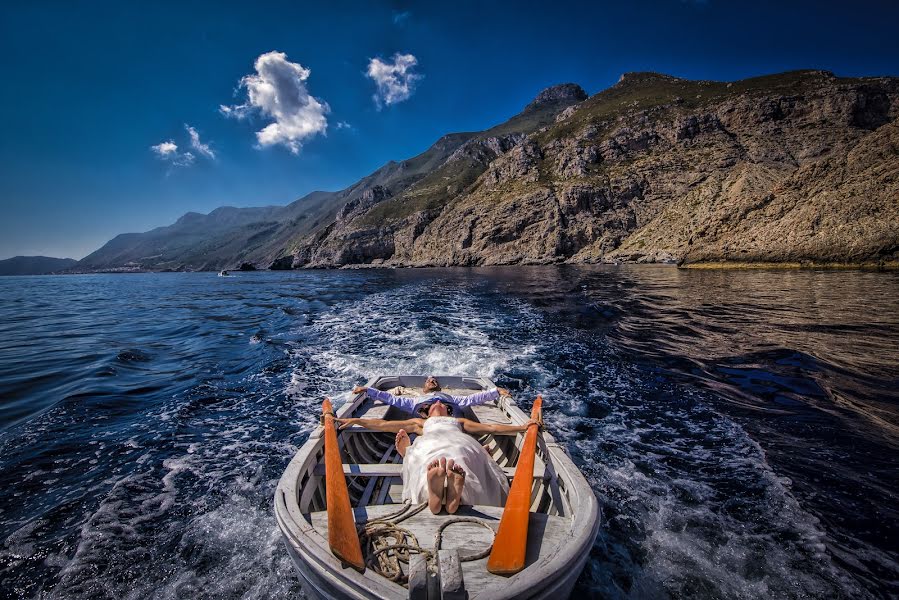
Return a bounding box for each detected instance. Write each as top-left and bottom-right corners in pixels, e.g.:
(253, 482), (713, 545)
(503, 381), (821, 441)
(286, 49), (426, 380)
(75, 194), (341, 272)
(0, 256), (78, 275)
(77, 70), (899, 270)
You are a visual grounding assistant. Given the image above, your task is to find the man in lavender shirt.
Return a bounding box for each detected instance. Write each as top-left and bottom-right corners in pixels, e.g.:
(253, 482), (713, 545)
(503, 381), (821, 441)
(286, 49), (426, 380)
(352, 375), (510, 417)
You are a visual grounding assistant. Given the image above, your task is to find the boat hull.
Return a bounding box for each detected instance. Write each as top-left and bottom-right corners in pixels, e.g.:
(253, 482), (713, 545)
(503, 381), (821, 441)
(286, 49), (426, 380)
(274, 375), (600, 599)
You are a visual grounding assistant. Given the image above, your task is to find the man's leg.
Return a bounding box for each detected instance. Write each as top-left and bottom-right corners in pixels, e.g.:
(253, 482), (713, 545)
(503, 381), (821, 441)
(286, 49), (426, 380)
(395, 429), (411, 457)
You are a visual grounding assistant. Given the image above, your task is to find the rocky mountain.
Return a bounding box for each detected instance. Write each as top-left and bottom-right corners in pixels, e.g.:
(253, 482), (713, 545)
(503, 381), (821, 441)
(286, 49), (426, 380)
(77, 83), (586, 272)
(0, 256), (78, 275)
(287, 70), (898, 268)
(79, 70), (899, 271)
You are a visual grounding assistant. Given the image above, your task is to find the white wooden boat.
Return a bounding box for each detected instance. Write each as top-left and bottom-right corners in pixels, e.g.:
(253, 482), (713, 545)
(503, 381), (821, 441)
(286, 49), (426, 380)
(274, 375), (599, 599)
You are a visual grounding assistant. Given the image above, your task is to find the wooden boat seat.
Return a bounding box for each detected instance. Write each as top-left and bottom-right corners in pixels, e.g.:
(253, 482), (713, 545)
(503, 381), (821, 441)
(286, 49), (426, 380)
(312, 462), (548, 480)
(355, 395), (515, 425)
(307, 504), (571, 597)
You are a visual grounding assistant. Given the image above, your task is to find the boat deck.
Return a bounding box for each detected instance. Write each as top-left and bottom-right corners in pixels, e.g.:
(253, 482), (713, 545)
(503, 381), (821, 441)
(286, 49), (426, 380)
(307, 504), (571, 596)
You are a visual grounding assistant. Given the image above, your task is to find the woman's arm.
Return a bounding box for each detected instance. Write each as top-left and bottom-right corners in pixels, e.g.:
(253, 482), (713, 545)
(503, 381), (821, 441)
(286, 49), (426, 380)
(336, 417), (423, 435)
(458, 418), (538, 435)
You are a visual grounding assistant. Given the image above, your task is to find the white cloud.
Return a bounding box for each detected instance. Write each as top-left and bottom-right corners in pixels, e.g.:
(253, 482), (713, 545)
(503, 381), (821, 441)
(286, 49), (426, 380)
(366, 53), (422, 108)
(150, 128), (214, 168)
(336, 121), (352, 130)
(218, 104), (242, 118)
(151, 141), (178, 156)
(173, 151), (195, 167)
(185, 124), (215, 159)
(150, 140), (195, 167)
(220, 51), (329, 154)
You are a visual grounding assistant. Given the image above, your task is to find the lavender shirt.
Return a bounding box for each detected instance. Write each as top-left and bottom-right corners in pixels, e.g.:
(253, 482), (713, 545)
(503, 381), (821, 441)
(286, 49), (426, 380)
(363, 387), (500, 413)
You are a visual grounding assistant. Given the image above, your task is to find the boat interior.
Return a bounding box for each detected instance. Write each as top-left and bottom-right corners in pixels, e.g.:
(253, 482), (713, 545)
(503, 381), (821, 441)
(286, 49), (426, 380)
(295, 376), (577, 592)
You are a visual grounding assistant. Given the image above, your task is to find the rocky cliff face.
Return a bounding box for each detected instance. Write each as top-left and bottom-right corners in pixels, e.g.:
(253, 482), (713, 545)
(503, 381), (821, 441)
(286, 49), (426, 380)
(284, 71), (899, 268)
(78, 71), (899, 271)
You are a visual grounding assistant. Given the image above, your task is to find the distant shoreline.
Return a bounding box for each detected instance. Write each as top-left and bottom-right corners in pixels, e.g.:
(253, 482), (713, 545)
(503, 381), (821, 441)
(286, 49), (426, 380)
(6, 260), (899, 276)
(679, 261), (899, 271)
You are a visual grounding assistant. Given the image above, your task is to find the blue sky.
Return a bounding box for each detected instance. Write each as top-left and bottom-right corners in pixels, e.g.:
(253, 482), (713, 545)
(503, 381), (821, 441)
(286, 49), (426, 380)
(1, 0), (897, 259)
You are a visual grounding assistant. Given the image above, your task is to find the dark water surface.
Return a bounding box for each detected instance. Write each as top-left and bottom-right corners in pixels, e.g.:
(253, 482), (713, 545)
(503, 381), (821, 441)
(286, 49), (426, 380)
(0, 267), (896, 599)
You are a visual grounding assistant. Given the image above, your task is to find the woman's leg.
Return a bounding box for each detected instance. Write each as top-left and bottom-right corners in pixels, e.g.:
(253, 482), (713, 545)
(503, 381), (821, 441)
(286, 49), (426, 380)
(444, 458), (465, 514)
(426, 457), (447, 514)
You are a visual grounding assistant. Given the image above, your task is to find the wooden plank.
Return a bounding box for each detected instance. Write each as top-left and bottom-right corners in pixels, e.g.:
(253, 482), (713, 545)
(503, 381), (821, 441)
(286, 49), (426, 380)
(386, 482), (405, 503)
(299, 465), (322, 510)
(313, 463), (548, 480)
(375, 449), (402, 505)
(321, 398), (365, 571)
(358, 403), (391, 419)
(469, 404), (513, 425)
(339, 426), (521, 435)
(407, 554), (428, 600)
(487, 396), (543, 576)
(438, 549), (465, 600)
(537, 436), (566, 518)
(357, 443), (395, 507)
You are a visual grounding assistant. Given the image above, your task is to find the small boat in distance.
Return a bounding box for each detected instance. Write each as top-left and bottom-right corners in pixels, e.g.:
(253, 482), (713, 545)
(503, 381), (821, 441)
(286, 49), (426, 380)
(218, 269), (230, 277)
(275, 375), (599, 599)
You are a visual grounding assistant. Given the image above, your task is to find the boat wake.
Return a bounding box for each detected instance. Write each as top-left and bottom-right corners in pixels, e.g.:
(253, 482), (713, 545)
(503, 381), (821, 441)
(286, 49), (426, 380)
(281, 279), (864, 598)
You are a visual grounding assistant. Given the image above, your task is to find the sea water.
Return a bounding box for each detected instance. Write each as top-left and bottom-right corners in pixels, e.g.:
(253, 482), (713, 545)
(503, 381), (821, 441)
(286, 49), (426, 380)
(0, 267), (896, 599)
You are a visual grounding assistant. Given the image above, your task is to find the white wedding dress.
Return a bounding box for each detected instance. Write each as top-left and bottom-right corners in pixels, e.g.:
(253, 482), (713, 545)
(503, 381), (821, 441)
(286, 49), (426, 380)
(402, 416), (509, 506)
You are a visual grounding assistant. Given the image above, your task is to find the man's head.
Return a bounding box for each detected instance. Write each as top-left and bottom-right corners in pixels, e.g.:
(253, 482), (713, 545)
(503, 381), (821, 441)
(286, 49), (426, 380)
(422, 375), (441, 393)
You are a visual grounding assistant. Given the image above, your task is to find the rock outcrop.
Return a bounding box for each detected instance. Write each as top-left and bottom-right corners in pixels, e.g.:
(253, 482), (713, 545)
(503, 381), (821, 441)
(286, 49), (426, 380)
(290, 85), (588, 268)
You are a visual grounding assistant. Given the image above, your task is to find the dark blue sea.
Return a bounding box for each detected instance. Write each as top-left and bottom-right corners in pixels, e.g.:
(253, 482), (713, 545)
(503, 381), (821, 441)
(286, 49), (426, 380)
(1, 267), (897, 599)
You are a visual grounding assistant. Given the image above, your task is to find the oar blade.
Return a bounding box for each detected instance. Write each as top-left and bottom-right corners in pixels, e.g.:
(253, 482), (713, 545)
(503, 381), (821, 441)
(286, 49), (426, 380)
(321, 398), (365, 571)
(486, 395), (543, 575)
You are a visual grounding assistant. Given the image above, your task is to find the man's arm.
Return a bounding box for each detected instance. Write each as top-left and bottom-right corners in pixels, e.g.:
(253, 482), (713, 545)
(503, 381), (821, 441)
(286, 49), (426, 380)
(453, 387), (510, 407)
(353, 385), (417, 412)
(458, 418), (536, 435)
(336, 417), (424, 435)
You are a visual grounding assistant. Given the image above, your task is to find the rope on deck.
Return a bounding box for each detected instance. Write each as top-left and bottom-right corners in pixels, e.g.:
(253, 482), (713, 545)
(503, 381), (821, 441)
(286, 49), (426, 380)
(358, 500), (496, 586)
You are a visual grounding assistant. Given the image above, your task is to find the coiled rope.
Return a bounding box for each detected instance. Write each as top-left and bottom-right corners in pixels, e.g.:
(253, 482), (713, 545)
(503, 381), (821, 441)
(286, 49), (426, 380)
(358, 500), (496, 585)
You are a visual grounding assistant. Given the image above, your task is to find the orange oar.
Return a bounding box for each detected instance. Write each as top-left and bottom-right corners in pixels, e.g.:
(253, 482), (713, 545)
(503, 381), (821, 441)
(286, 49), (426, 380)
(487, 395), (543, 575)
(321, 398), (365, 571)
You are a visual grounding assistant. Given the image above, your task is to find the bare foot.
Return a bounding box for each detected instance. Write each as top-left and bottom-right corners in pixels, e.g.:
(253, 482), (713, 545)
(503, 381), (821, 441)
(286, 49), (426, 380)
(444, 458), (465, 514)
(426, 458), (446, 514)
(395, 429), (410, 457)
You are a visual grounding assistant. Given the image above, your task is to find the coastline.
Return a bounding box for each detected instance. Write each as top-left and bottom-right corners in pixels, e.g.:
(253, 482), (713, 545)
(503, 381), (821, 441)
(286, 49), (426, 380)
(678, 260), (899, 271)
(24, 258), (899, 275)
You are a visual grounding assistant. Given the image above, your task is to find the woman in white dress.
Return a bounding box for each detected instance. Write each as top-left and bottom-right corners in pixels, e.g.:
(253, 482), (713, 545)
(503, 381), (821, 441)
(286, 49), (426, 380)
(337, 400), (537, 514)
